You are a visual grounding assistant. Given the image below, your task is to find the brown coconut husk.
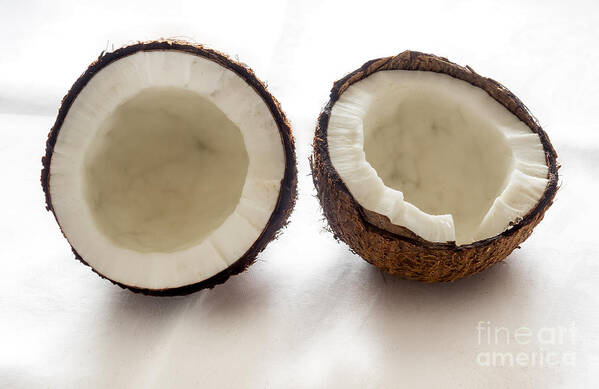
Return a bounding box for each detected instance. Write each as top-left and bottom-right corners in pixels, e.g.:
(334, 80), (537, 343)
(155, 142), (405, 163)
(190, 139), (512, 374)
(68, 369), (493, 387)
(311, 50), (558, 282)
(41, 40), (297, 295)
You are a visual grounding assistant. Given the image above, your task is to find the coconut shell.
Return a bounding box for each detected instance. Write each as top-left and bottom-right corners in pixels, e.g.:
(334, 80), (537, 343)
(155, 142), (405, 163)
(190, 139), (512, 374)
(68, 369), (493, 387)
(311, 50), (558, 282)
(41, 40), (297, 295)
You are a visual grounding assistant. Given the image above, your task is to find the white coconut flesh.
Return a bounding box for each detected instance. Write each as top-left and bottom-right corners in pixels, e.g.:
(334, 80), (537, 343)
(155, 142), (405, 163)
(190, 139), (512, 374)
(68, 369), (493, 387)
(49, 50), (285, 289)
(328, 70), (549, 245)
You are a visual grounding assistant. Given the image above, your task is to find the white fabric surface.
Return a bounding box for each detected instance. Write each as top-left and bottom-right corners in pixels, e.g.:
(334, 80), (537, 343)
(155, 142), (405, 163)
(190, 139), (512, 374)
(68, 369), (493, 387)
(1, 0), (598, 387)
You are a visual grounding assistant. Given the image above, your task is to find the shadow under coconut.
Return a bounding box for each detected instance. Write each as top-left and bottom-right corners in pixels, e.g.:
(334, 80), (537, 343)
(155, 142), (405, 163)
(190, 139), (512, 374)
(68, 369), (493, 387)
(88, 263), (276, 385)
(343, 249), (538, 382)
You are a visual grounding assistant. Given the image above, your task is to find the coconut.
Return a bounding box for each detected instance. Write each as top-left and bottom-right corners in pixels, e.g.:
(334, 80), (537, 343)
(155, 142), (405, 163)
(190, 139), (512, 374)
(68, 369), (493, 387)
(41, 40), (297, 295)
(311, 50), (558, 282)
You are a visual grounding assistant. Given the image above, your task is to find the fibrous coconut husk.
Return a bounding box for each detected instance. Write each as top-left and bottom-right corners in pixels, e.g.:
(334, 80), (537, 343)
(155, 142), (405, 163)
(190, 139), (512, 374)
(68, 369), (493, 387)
(311, 50), (558, 282)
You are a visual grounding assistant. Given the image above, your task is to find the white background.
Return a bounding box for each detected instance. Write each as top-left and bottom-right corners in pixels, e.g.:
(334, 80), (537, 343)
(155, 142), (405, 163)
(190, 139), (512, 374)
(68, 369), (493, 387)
(1, 0), (598, 387)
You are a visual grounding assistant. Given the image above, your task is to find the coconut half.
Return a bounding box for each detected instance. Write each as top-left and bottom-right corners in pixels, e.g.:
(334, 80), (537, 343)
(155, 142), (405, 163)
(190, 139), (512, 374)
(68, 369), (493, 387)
(42, 41), (297, 295)
(311, 51), (558, 282)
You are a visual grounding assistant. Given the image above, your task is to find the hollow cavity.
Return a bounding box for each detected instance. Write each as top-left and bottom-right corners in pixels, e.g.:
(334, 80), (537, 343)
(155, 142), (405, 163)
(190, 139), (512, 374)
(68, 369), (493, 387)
(84, 87), (249, 253)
